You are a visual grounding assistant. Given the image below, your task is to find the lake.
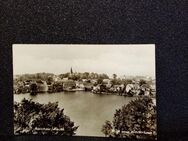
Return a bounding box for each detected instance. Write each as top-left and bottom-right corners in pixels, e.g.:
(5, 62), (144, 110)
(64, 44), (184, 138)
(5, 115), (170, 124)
(14, 91), (137, 137)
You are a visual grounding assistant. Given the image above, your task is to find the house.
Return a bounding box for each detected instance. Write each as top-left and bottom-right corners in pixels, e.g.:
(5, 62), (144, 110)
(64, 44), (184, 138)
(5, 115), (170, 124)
(90, 79), (98, 85)
(132, 83), (141, 96)
(76, 81), (85, 90)
(103, 79), (111, 84)
(23, 80), (32, 85)
(35, 80), (48, 92)
(106, 83), (112, 88)
(92, 85), (101, 93)
(92, 84), (107, 93)
(63, 80), (76, 89)
(82, 79), (88, 82)
(126, 84), (134, 93)
(53, 75), (61, 82)
(150, 84), (156, 96)
(140, 84), (151, 96)
(62, 77), (69, 81)
(92, 85), (100, 92)
(83, 82), (93, 91)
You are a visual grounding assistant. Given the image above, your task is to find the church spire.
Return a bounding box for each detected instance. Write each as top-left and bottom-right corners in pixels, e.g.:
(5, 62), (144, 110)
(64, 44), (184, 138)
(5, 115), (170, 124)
(70, 67), (73, 74)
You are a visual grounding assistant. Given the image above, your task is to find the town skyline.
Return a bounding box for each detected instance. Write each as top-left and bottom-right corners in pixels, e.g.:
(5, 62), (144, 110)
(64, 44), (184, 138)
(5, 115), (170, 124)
(13, 69), (154, 79)
(13, 44), (155, 78)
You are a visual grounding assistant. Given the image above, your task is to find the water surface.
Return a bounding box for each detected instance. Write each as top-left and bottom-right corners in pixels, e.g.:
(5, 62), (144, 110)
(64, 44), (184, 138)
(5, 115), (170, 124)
(14, 91), (137, 136)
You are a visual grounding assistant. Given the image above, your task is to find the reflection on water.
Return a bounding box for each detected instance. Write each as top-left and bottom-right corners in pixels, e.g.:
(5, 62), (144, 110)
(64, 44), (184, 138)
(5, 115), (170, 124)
(14, 91), (137, 136)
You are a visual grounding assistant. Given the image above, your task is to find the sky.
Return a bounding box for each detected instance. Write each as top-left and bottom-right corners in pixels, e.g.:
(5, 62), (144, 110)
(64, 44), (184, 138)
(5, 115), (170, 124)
(13, 44), (155, 78)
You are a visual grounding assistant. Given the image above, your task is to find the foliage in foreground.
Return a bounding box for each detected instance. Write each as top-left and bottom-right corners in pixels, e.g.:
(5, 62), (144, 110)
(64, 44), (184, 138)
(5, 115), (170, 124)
(14, 99), (78, 135)
(101, 96), (157, 139)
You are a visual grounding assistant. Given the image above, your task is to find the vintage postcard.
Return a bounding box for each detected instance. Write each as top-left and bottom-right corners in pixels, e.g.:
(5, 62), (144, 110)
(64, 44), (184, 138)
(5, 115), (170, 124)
(13, 44), (156, 139)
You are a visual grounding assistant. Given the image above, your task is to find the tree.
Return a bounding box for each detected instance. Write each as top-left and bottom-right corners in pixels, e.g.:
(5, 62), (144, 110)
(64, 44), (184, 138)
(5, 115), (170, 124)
(113, 96), (156, 132)
(122, 79), (132, 85)
(59, 73), (69, 79)
(99, 73), (109, 79)
(139, 79), (147, 86)
(81, 72), (90, 79)
(52, 82), (63, 92)
(102, 96), (157, 139)
(30, 83), (38, 95)
(14, 99), (78, 135)
(113, 74), (117, 79)
(97, 78), (103, 84)
(47, 76), (54, 85)
(89, 72), (95, 79)
(101, 120), (113, 137)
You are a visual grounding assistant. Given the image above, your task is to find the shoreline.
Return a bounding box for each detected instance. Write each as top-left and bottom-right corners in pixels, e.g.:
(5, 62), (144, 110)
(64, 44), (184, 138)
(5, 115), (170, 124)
(14, 91), (156, 99)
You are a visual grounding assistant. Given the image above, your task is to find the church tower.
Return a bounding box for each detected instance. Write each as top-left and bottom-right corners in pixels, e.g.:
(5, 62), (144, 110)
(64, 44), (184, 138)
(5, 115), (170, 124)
(69, 67), (73, 79)
(70, 67), (73, 74)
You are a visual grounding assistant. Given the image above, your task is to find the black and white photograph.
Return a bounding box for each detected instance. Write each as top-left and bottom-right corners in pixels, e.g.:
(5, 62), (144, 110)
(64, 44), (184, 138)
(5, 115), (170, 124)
(13, 44), (156, 139)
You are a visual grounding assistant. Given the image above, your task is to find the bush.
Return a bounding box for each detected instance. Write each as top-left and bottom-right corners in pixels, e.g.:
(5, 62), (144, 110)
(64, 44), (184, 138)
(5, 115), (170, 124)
(101, 120), (113, 137)
(14, 99), (78, 135)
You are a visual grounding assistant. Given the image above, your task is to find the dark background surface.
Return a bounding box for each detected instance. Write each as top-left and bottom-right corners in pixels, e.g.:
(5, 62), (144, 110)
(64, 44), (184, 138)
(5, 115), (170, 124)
(0, 0), (187, 141)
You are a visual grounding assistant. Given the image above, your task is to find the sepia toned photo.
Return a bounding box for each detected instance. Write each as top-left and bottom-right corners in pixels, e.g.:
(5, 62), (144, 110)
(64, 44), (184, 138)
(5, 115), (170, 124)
(13, 44), (156, 139)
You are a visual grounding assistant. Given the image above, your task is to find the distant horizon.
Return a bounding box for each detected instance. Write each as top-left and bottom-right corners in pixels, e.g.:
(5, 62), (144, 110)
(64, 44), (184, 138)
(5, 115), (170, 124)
(13, 44), (155, 78)
(14, 71), (154, 79)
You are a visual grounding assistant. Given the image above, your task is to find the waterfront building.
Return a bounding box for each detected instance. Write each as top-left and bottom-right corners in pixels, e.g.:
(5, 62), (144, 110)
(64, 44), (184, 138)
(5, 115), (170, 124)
(140, 84), (151, 96)
(83, 81), (93, 91)
(35, 80), (48, 92)
(126, 84), (134, 93)
(63, 80), (76, 89)
(76, 81), (85, 89)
